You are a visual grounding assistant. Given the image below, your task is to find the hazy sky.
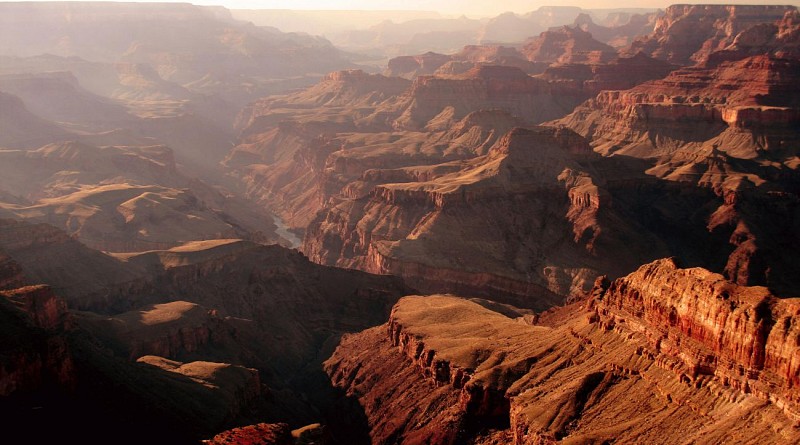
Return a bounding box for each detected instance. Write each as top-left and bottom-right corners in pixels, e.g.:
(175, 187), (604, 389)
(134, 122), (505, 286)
(6, 1), (800, 17)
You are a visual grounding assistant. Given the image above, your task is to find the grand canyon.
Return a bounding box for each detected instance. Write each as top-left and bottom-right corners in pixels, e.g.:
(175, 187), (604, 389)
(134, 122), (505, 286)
(0, 1), (798, 444)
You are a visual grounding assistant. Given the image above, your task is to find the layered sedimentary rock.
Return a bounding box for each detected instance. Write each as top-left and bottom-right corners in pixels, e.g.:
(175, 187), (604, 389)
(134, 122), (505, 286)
(560, 54), (800, 159)
(227, 67), (540, 231)
(229, 37), (676, 249)
(555, 15), (800, 294)
(134, 355), (266, 431)
(207, 423), (294, 445)
(0, 1), (358, 185)
(705, 9), (800, 63)
(0, 218), (143, 301)
(305, 127), (664, 308)
(386, 52), (455, 78)
(477, 6), (587, 44)
(521, 26), (618, 64)
(572, 11), (660, 48)
(537, 51), (676, 96)
(386, 65), (586, 131)
(623, 4), (796, 65)
(0, 140), (282, 251)
(327, 259), (800, 444)
(79, 301), (218, 361)
(0, 217), (411, 443)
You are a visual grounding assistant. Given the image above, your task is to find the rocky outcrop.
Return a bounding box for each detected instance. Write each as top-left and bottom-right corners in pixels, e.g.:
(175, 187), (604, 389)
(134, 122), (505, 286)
(326, 262), (800, 444)
(136, 355), (266, 429)
(0, 138), (283, 251)
(2, 285), (70, 331)
(623, 4), (796, 65)
(477, 6), (588, 45)
(228, 77), (528, 231)
(0, 220), (411, 442)
(0, 285), (75, 397)
(386, 46), (547, 79)
(553, 22), (800, 296)
(592, 258), (800, 416)
(0, 72), (133, 129)
(572, 11), (660, 48)
(0, 219), (144, 305)
(304, 126), (667, 308)
(521, 26), (617, 64)
(78, 301), (217, 361)
(385, 52), (454, 78)
(560, 53), (800, 160)
(559, 22), (800, 296)
(387, 65), (585, 131)
(539, 52), (676, 95)
(207, 423), (294, 445)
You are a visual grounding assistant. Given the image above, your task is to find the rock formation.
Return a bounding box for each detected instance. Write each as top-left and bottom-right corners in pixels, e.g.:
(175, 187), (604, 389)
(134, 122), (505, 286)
(0, 218), (411, 443)
(326, 259), (800, 444)
(385, 26), (624, 80)
(0, 139), (285, 251)
(623, 4), (796, 65)
(2, 3), (799, 444)
(521, 26), (618, 65)
(387, 65), (585, 131)
(0, 218), (143, 302)
(554, 13), (800, 295)
(227, 67), (547, 231)
(572, 11), (660, 47)
(0, 284), (75, 397)
(304, 127), (635, 307)
(207, 423), (294, 445)
(477, 7), (587, 44)
(0, 72), (133, 130)
(0, 92), (70, 148)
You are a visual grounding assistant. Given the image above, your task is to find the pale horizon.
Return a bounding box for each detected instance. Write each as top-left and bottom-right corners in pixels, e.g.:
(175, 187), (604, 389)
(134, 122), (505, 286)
(2, 0), (799, 18)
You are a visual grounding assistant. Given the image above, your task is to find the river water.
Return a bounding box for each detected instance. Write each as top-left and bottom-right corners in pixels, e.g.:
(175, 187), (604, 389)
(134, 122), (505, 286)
(274, 215), (302, 249)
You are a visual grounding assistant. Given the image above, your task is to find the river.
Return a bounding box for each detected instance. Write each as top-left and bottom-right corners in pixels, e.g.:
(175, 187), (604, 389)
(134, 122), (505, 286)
(274, 215), (302, 249)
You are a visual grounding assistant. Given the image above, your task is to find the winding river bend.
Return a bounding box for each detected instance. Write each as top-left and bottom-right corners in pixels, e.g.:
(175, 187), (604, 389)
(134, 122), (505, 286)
(274, 215), (302, 249)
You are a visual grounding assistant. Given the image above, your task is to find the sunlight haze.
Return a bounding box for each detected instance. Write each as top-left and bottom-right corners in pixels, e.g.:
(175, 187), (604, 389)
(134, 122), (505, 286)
(6, 0), (800, 17)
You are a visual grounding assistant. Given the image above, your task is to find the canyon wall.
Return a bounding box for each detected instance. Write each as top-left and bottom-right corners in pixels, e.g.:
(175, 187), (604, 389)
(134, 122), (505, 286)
(327, 259), (800, 444)
(623, 4), (796, 65)
(304, 126), (667, 308)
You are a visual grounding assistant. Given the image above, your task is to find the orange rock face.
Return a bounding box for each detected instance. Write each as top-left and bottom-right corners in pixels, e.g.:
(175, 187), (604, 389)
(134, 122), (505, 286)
(326, 260), (800, 444)
(593, 258), (800, 415)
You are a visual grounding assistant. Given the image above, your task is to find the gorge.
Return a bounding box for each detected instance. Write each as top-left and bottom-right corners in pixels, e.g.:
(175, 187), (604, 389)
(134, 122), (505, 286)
(0, 2), (798, 444)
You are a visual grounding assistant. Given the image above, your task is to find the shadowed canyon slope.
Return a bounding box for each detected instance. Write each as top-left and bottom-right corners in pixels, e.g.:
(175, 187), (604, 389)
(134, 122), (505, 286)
(326, 259), (800, 444)
(0, 219), (410, 443)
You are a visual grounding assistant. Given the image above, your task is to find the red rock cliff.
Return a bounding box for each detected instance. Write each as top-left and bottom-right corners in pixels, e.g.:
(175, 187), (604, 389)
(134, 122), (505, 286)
(592, 258), (800, 417)
(326, 260), (800, 444)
